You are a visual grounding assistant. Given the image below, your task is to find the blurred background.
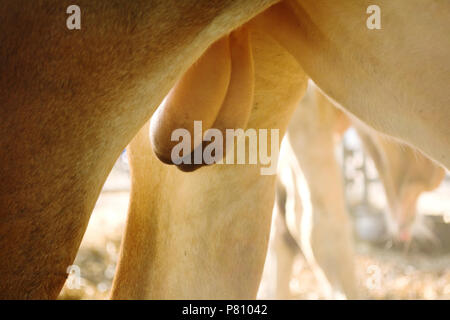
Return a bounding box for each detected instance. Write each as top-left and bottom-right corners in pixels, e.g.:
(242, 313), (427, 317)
(59, 127), (450, 300)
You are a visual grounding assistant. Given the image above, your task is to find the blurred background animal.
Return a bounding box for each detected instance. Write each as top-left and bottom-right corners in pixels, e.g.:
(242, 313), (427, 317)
(258, 84), (445, 299)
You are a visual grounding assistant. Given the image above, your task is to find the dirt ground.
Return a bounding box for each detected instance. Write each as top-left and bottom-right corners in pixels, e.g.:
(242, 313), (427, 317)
(58, 162), (450, 300)
(283, 243), (450, 300)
